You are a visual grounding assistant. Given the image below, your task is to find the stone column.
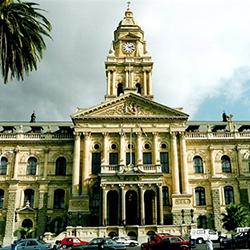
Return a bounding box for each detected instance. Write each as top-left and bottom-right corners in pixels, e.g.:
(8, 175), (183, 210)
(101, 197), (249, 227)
(148, 70), (152, 96)
(154, 191), (158, 224)
(12, 147), (19, 179)
(36, 185), (48, 237)
(171, 132), (180, 194)
(3, 184), (17, 246)
(139, 185), (145, 225)
(119, 131), (126, 167)
(72, 132), (81, 196)
(158, 184), (164, 225)
(82, 132), (91, 192)
(125, 69), (129, 88)
(236, 145), (242, 176)
(120, 185), (126, 225)
(180, 133), (189, 194)
(112, 70), (116, 96)
(103, 133), (109, 167)
(136, 132), (143, 166)
(102, 186), (108, 226)
(143, 70), (147, 96)
(209, 146), (215, 176)
(107, 70), (111, 96)
(153, 133), (160, 165)
(43, 148), (49, 179)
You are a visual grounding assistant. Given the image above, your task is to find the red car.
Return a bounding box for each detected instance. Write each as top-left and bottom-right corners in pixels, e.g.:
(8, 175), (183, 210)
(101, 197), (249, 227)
(59, 237), (88, 248)
(141, 234), (191, 250)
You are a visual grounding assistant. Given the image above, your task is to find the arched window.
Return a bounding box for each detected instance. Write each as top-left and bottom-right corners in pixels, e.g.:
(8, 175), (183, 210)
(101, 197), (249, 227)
(248, 156), (250, 172)
(193, 156), (203, 173)
(117, 83), (124, 96)
(55, 157), (66, 176)
(27, 157), (37, 175)
(0, 157), (8, 175)
(221, 155), (231, 173)
(54, 189), (65, 209)
(24, 189), (34, 207)
(136, 83), (142, 94)
(197, 215), (207, 229)
(162, 186), (169, 206)
(0, 189), (4, 208)
(195, 187), (206, 206)
(224, 186), (234, 205)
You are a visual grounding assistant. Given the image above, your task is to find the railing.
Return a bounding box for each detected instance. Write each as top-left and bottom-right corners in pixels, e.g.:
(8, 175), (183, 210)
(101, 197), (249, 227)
(101, 164), (162, 174)
(186, 131), (250, 139)
(0, 133), (73, 140)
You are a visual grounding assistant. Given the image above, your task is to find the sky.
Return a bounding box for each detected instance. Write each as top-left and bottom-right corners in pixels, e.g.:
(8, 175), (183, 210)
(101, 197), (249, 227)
(1, 0), (250, 122)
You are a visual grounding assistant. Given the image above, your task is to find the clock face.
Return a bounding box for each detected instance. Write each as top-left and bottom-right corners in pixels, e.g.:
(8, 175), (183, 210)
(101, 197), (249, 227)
(122, 42), (135, 53)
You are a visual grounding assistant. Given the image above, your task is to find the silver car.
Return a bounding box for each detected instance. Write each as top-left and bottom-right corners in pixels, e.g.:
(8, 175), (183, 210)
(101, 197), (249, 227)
(2, 239), (51, 250)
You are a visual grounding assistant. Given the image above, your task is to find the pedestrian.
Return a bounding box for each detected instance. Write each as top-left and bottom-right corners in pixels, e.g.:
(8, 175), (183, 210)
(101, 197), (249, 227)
(11, 240), (17, 250)
(206, 237), (213, 250)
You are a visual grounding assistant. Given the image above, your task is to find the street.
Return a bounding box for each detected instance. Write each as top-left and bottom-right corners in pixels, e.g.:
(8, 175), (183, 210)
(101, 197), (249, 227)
(130, 243), (223, 250)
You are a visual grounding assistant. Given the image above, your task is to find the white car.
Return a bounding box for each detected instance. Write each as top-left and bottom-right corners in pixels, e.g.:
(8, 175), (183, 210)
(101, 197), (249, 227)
(113, 236), (139, 247)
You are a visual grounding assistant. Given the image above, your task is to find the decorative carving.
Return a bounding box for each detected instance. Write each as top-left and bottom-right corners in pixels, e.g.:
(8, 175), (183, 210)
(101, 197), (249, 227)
(175, 199), (191, 205)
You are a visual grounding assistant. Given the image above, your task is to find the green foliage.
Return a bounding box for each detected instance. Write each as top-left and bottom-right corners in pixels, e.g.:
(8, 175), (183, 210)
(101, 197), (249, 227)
(0, 0), (52, 83)
(221, 204), (249, 232)
(14, 226), (34, 239)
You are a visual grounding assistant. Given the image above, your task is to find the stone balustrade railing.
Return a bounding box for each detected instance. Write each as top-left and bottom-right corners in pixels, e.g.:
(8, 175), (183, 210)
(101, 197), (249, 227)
(185, 131), (250, 139)
(0, 133), (73, 140)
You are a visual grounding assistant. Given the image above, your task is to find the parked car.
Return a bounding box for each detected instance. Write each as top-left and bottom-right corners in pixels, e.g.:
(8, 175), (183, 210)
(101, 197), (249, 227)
(112, 236), (138, 247)
(141, 235), (191, 250)
(221, 231), (250, 249)
(59, 237), (88, 248)
(1, 238), (51, 250)
(190, 228), (224, 244)
(71, 237), (126, 250)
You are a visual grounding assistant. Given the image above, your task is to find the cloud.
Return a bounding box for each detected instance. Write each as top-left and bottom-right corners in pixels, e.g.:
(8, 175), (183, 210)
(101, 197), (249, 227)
(1, 0), (250, 121)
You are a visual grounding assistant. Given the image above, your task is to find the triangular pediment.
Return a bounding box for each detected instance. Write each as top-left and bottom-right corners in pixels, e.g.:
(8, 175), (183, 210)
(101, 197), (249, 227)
(72, 93), (188, 121)
(120, 33), (141, 40)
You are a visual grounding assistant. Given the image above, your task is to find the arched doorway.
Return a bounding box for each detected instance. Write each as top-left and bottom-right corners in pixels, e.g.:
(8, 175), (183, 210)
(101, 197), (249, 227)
(144, 190), (155, 225)
(126, 190), (138, 225)
(19, 219), (33, 238)
(107, 190), (119, 225)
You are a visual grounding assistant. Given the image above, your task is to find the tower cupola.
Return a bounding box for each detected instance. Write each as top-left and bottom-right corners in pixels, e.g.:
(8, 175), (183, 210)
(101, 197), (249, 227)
(105, 4), (153, 101)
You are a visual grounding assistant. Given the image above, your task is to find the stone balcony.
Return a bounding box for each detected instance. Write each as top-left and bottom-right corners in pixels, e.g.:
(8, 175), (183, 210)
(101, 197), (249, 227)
(101, 164), (162, 174)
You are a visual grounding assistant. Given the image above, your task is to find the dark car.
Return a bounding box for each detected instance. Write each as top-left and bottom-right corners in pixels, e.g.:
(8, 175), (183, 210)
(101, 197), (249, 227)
(71, 237), (126, 250)
(221, 231), (250, 249)
(141, 235), (191, 250)
(1, 238), (51, 250)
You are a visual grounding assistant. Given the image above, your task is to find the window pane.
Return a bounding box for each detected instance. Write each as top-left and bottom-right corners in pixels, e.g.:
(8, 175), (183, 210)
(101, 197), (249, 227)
(54, 189), (65, 209)
(224, 186), (234, 205)
(109, 153), (118, 165)
(92, 153), (101, 174)
(221, 156), (231, 173)
(193, 156), (203, 173)
(0, 157), (7, 175)
(0, 190), (4, 208)
(126, 152), (135, 165)
(143, 152), (152, 164)
(55, 157), (66, 175)
(160, 152), (169, 173)
(27, 157), (37, 175)
(162, 187), (169, 206)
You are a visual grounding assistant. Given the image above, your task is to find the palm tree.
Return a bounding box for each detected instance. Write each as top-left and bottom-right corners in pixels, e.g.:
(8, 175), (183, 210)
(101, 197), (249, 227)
(14, 226), (34, 239)
(222, 204), (249, 232)
(0, 0), (51, 83)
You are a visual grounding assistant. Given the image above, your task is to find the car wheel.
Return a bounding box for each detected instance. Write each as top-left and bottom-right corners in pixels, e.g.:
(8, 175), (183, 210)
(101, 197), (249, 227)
(62, 244), (67, 249)
(196, 238), (203, 244)
(130, 243), (135, 247)
(180, 246), (189, 250)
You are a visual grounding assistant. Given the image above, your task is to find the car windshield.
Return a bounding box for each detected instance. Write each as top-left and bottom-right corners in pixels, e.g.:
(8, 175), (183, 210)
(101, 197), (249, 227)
(38, 239), (47, 244)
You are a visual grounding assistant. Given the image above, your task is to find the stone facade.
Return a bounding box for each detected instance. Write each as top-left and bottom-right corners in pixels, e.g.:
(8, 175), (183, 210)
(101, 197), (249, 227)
(0, 5), (250, 245)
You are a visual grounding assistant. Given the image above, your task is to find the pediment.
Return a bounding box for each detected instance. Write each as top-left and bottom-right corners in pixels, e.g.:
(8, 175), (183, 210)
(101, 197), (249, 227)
(121, 33), (141, 40)
(72, 93), (188, 121)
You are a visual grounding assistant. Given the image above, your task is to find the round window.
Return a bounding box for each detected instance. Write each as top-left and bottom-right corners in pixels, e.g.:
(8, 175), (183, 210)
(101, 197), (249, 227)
(94, 144), (100, 150)
(111, 144), (117, 150)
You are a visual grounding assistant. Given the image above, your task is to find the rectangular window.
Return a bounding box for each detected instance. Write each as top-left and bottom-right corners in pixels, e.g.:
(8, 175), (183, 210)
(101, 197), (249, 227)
(160, 152), (169, 173)
(126, 152), (135, 165)
(109, 153), (118, 165)
(143, 152), (152, 165)
(92, 153), (101, 175)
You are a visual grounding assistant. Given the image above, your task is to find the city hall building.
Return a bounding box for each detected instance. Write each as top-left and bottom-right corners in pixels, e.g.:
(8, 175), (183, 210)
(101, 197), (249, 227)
(0, 6), (250, 245)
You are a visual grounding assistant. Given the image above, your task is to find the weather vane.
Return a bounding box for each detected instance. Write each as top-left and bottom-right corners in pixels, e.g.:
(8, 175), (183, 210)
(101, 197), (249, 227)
(127, 1), (131, 10)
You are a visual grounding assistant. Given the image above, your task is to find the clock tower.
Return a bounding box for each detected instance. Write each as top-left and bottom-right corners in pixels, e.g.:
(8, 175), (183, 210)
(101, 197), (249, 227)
(105, 5), (154, 101)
